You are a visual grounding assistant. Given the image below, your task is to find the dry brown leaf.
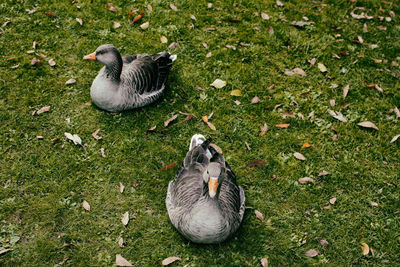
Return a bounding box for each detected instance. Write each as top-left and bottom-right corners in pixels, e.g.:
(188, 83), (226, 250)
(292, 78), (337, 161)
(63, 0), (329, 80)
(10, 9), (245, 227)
(247, 160), (267, 167)
(121, 212), (129, 226)
(357, 121), (378, 130)
(318, 171), (330, 176)
(318, 62), (327, 72)
(116, 254), (132, 266)
(320, 240), (329, 247)
(161, 161), (177, 171)
(261, 258), (268, 267)
(259, 123), (268, 136)
(31, 57), (42, 66)
(210, 143), (223, 154)
(147, 125), (157, 132)
(361, 242), (369, 255)
(251, 96), (260, 104)
(276, 124), (290, 128)
(100, 148), (106, 158)
(160, 36), (168, 44)
(82, 200), (90, 211)
(293, 152), (306, 161)
(305, 249), (320, 257)
(108, 3), (117, 12)
(92, 129), (102, 140)
(119, 182), (125, 193)
(299, 177), (315, 184)
(390, 134), (400, 143)
(371, 58), (382, 63)
(254, 210), (264, 220)
(343, 84), (349, 98)
(301, 142), (312, 149)
(76, 18), (83, 25)
(113, 21), (121, 29)
(118, 237), (124, 248)
(37, 106), (50, 115)
(230, 90), (242, 96)
(45, 12), (57, 17)
(206, 121), (216, 131)
(282, 110), (295, 118)
(162, 256), (180, 266)
(132, 13), (144, 23)
(329, 197), (337, 205)
(164, 114), (178, 127)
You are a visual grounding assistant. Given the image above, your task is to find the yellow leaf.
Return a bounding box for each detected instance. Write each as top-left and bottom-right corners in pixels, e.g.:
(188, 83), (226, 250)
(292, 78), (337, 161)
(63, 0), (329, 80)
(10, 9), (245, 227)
(160, 36), (168, 44)
(230, 90), (242, 96)
(202, 115), (208, 122)
(301, 142), (312, 149)
(318, 62), (327, 72)
(361, 242), (369, 255)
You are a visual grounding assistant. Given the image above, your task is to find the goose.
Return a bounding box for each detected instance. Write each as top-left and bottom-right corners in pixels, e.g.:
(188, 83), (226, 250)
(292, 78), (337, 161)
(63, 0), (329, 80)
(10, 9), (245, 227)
(166, 134), (245, 244)
(83, 44), (176, 112)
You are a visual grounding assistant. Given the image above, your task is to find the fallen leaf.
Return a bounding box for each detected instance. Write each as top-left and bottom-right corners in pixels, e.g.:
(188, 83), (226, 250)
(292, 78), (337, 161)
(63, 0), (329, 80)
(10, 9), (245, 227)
(276, 0), (284, 7)
(390, 134), (400, 143)
(245, 142), (251, 150)
(357, 35), (364, 44)
(147, 4), (152, 11)
(11, 64), (20, 69)
(119, 182), (125, 193)
(65, 78), (76, 85)
(100, 148), (106, 158)
(26, 9), (36, 14)
(293, 152), (306, 161)
(210, 79), (226, 88)
(343, 85), (349, 98)
(169, 3), (178, 11)
(210, 143), (223, 154)
(371, 58), (382, 63)
(305, 249), (319, 257)
(251, 96), (260, 104)
(320, 240), (329, 247)
(247, 160), (267, 167)
(377, 25), (387, 31)
(206, 121), (216, 131)
(330, 83), (338, 88)
(284, 68), (306, 76)
(36, 53), (46, 59)
(118, 237), (124, 248)
(121, 212), (129, 226)
(206, 52), (212, 58)
(48, 58), (56, 67)
(64, 132), (82, 145)
(116, 254), (132, 266)
(318, 171), (330, 176)
(259, 124), (268, 136)
(308, 58), (316, 66)
(318, 63), (327, 72)
(291, 21), (311, 28)
(301, 142), (312, 149)
(299, 177), (314, 184)
(225, 45), (236, 50)
(261, 12), (270, 20)
(82, 200), (90, 211)
(330, 99), (335, 107)
(329, 197), (337, 205)
(45, 12), (57, 17)
(92, 129), (102, 140)
(37, 106), (50, 115)
(261, 258), (268, 267)
(113, 22), (121, 29)
(230, 90), (242, 96)
(282, 110), (295, 118)
(371, 247), (375, 258)
(161, 161), (177, 171)
(350, 7), (373, 19)
(370, 201), (378, 207)
(0, 249), (13, 255)
(328, 110), (347, 122)
(132, 12), (144, 23)
(162, 256), (180, 266)
(393, 107), (400, 118)
(357, 121), (378, 130)
(31, 57), (42, 66)
(108, 3), (117, 12)
(76, 18), (83, 25)
(164, 114), (178, 127)
(361, 242), (369, 255)
(190, 14), (197, 21)
(255, 210), (264, 220)
(276, 124), (290, 128)
(160, 36), (168, 44)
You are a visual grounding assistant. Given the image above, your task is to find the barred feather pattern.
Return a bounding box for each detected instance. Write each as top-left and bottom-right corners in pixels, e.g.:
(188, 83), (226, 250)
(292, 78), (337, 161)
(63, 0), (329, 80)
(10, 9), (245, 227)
(166, 138), (245, 244)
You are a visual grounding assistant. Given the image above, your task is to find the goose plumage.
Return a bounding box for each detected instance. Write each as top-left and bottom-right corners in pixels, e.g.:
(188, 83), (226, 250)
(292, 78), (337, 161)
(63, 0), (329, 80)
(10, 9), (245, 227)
(83, 44), (175, 112)
(166, 134), (245, 244)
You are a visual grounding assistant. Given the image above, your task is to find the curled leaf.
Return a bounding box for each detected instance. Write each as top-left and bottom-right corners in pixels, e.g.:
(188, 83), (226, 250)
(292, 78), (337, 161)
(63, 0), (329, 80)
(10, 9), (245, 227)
(37, 106), (50, 115)
(92, 129), (102, 140)
(329, 197), (337, 205)
(76, 18), (83, 25)
(259, 124), (268, 136)
(164, 114), (178, 127)
(161, 161), (177, 171)
(301, 142), (312, 149)
(390, 134), (400, 143)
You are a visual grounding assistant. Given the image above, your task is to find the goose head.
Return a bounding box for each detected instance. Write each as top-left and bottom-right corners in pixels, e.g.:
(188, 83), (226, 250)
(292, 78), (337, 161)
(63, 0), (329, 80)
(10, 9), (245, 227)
(203, 162), (223, 198)
(83, 44), (120, 65)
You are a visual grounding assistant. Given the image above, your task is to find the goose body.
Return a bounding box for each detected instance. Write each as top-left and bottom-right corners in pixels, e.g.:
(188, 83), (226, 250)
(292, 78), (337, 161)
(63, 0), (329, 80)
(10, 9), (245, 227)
(166, 135), (245, 244)
(84, 44), (175, 112)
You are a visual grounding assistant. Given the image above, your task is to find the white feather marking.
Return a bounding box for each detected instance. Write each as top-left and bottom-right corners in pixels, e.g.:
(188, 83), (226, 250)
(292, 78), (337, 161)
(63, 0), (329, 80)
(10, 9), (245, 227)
(170, 54), (177, 62)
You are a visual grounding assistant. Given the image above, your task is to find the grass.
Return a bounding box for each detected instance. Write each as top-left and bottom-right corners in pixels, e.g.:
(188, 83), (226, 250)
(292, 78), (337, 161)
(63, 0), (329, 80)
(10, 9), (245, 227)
(1, 0), (399, 265)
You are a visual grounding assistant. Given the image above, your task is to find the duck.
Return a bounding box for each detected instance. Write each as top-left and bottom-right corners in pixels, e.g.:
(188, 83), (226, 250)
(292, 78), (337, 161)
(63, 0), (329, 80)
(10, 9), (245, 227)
(83, 44), (176, 112)
(166, 134), (245, 244)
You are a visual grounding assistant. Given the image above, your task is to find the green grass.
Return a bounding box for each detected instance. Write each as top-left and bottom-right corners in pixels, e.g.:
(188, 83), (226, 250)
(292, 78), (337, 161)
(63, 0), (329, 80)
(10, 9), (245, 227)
(1, 0), (399, 265)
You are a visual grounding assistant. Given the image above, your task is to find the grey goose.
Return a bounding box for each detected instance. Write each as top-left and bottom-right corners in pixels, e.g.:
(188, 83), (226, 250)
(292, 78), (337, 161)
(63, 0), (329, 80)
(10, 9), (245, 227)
(166, 134), (245, 244)
(83, 44), (176, 112)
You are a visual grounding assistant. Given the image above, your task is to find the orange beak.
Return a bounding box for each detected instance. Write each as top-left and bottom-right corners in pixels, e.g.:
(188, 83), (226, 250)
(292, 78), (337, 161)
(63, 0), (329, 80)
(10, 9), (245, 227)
(208, 177), (218, 198)
(83, 52), (96, 61)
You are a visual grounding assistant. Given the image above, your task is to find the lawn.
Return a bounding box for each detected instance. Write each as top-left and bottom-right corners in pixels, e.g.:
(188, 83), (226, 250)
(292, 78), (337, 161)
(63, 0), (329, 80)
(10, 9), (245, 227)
(1, 0), (399, 265)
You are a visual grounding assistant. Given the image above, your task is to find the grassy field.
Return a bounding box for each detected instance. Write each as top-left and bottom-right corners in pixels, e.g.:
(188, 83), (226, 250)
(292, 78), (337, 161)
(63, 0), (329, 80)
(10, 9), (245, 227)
(1, 0), (399, 265)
